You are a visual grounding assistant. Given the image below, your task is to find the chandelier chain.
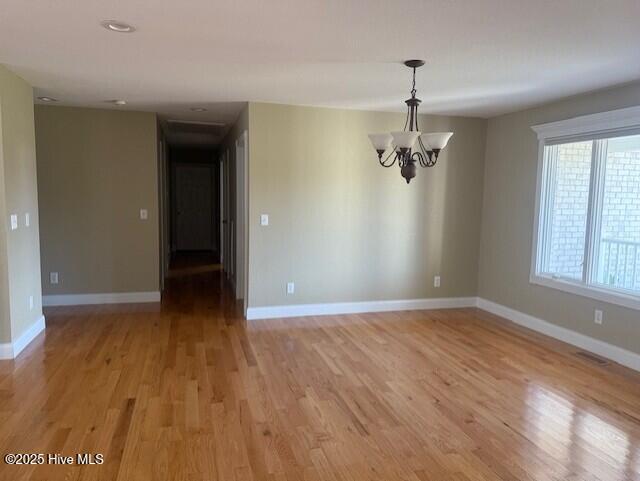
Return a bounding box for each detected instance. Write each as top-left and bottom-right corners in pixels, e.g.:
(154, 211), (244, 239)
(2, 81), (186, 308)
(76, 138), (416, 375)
(411, 67), (417, 98)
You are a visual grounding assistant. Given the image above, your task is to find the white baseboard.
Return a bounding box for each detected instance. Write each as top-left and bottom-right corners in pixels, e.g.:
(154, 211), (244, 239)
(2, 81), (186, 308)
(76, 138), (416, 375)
(0, 343), (13, 359)
(0, 315), (46, 360)
(43, 291), (161, 307)
(246, 297), (477, 320)
(477, 298), (640, 372)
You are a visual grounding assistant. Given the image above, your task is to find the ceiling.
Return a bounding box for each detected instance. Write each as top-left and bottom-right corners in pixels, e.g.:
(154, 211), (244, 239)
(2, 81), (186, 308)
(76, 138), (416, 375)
(1, 0), (640, 131)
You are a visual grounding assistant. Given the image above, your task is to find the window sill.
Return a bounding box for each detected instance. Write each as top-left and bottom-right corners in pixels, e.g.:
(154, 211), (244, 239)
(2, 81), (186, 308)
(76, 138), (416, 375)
(530, 274), (640, 311)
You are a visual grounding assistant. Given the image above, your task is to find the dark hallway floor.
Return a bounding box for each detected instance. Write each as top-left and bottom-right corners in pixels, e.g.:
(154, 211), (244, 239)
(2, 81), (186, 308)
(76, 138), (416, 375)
(168, 250), (221, 278)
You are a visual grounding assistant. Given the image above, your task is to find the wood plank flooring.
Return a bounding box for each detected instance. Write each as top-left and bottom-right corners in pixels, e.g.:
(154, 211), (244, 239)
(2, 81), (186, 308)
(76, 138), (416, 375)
(1, 270), (640, 480)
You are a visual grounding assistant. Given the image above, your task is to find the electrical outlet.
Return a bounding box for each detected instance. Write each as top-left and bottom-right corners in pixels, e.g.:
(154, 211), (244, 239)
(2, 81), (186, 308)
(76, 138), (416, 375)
(594, 309), (603, 325)
(50, 272), (59, 284)
(29, 295), (34, 310)
(260, 214), (269, 226)
(287, 282), (295, 294)
(140, 209), (148, 220)
(434, 276), (441, 288)
(10, 214), (18, 230)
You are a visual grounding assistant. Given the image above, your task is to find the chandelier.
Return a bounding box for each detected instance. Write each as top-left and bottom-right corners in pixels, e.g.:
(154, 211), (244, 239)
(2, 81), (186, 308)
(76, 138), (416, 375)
(368, 60), (453, 183)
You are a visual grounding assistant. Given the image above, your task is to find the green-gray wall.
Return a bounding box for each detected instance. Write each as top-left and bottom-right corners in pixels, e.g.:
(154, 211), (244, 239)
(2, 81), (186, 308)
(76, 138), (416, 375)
(35, 106), (159, 296)
(479, 81), (640, 355)
(247, 102), (487, 307)
(0, 65), (43, 343)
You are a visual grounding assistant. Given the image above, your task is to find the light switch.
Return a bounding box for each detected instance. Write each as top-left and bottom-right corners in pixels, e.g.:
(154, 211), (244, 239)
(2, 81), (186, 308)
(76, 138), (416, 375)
(260, 214), (269, 226)
(594, 309), (603, 325)
(25, 213), (30, 227)
(140, 209), (148, 220)
(50, 272), (59, 284)
(10, 214), (18, 230)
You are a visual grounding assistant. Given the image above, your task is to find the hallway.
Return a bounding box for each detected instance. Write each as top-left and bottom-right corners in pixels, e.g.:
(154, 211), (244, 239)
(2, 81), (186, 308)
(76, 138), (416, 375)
(1, 269), (640, 480)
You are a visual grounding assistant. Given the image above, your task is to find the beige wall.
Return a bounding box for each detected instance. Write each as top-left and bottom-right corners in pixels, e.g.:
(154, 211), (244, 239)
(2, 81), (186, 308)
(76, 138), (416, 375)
(0, 65), (43, 343)
(247, 102), (487, 307)
(35, 106), (159, 295)
(479, 80), (640, 355)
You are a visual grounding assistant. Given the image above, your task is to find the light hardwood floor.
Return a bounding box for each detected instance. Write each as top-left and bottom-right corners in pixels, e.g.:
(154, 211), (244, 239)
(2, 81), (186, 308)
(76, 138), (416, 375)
(1, 270), (640, 480)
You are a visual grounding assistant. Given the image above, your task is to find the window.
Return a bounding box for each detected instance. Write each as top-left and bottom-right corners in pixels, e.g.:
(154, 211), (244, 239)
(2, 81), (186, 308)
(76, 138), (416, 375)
(531, 107), (640, 310)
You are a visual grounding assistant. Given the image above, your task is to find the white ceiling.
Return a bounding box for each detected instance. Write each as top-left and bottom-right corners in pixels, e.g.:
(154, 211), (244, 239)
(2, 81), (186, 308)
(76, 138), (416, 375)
(1, 0), (640, 128)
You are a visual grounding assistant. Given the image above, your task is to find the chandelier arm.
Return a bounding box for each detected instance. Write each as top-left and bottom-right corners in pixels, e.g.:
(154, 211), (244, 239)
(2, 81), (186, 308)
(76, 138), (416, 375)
(414, 108), (424, 137)
(417, 136), (428, 157)
(412, 150), (427, 168)
(379, 148), (397, 168)
(403, 104), (410, 131)
(417, 136), (436, 167)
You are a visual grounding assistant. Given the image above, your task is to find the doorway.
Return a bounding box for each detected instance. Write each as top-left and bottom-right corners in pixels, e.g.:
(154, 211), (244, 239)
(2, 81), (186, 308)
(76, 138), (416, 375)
(157, 120), (247, 314)
(168, 146), (221, 271)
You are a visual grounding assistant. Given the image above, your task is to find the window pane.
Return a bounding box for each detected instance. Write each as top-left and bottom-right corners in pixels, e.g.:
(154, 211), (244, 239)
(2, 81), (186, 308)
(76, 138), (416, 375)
(594, 134), (640, 292)
(542, 141), (592, 280)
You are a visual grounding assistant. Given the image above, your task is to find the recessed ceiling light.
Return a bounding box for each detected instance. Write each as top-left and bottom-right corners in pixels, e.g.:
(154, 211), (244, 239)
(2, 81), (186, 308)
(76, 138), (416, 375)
(101, 20), (135, 33)
(37, 96), (58, 102)
(191, 107), (208, 112)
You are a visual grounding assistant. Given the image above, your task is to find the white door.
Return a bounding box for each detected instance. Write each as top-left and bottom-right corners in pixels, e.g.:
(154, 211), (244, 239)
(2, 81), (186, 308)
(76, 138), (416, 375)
(174, 164), (214, 251)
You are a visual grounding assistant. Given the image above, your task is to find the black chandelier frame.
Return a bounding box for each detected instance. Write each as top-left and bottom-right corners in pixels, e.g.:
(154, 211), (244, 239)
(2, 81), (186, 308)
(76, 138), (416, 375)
(375, 60), (443, 181)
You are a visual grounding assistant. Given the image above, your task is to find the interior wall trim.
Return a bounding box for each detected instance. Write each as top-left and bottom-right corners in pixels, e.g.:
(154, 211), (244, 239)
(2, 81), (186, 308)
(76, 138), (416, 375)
(531, 104), (640, 141)
(246, 297), (478, 320)
(477, 298), (640, 372)
(0, 315), (46, 360)
(42, 291), (161, 307)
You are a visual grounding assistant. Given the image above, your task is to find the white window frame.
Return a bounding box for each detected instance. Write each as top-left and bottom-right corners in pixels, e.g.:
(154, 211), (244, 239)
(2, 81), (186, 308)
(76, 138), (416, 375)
(530, 105), (640, 311)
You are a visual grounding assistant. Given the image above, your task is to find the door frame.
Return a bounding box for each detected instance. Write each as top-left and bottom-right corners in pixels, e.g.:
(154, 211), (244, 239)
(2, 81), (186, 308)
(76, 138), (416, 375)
(235, 130), (249, 314)
(219, 153), (224, 267)
(220, 150), (231, 276)
(158, 136), (166, 291)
